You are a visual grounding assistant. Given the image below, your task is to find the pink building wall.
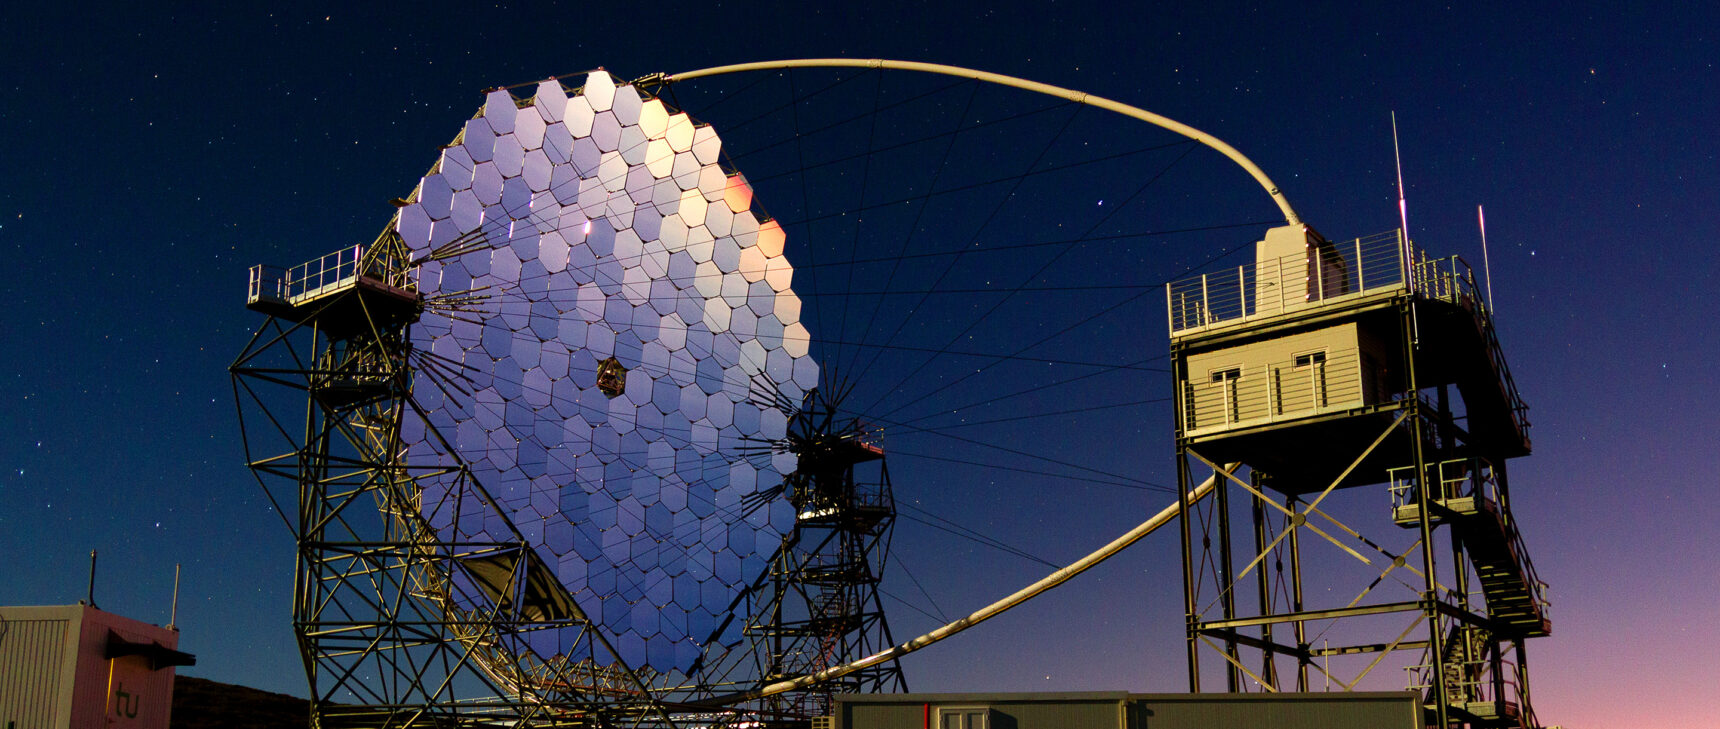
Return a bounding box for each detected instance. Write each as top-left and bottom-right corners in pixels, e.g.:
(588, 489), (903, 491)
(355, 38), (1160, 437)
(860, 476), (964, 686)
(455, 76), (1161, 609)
(0, 605), (190, 729)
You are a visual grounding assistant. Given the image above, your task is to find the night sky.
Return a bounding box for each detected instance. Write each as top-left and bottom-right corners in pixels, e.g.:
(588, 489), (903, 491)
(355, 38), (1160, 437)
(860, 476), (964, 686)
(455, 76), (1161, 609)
(3, 3), (1715, 728)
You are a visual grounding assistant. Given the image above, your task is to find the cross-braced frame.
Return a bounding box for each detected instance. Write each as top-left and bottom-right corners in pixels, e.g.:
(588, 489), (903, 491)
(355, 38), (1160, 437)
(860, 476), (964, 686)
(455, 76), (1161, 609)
(232, 235), (670, 728)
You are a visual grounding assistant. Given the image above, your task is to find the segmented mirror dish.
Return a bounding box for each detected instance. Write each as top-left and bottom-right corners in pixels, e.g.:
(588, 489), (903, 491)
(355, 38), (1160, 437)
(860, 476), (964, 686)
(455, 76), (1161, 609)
(394, 71), (816, 673)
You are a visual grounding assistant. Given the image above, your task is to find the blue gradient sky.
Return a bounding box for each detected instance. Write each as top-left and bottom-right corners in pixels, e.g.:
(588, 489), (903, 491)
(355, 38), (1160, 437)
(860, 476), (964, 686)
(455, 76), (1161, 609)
(3, 3), (1715, 727)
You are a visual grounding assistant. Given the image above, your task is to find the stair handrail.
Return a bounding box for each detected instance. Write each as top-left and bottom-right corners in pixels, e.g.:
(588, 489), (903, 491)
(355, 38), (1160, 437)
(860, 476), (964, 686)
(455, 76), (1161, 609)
(1467, 281), (1533, 441)
(1497, 503), (1552, 623)
(1405, 619), (1534, 718)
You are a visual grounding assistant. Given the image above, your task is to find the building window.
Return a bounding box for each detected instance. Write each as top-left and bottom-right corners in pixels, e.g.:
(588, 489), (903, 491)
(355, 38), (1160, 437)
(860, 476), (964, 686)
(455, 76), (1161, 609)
(1211, 367), (1242, 424)
(937, 707), (990, 729)
(1294, 351), (1327, 408)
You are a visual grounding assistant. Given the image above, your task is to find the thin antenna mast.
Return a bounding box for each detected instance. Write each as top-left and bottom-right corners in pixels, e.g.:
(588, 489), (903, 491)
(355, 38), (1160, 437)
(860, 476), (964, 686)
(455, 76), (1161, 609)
(1479, 205), (1495, 313)
(1392, 111), (1410, 240)
(1392, 111), (1420, 343)
(169, 563), (182, 631)
(87, 550), (98, 608)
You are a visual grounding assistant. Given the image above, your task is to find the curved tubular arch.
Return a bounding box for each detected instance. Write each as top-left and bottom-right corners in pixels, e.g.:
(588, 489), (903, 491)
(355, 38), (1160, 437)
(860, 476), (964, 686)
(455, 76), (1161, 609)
(700, 465), (1233, 704)
(657, 58), (1300, 226)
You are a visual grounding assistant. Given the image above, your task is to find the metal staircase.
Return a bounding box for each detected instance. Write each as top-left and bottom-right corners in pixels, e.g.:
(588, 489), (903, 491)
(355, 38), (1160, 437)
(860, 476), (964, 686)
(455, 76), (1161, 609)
(1457, 497), (1550, 638)
(1406, 620), (1546, 729)
(1391, 460), (1551, 639)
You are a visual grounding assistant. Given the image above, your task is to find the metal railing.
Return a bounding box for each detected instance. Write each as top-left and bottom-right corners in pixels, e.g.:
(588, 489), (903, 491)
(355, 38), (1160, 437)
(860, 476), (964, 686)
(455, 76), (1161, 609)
(1167, 229), (1501, 336)
(1409, 250), (1482, 308)
(1499, 507), (1551, 622)
(1405, 654), (1526, 713)
(1168, 231), (1406, 334)
(1387, 457), (1502, 512)
(246, 264), (289, 305)
(247, 243), (420, 307)
(1470, 293), (1533, 441)
(1404, 618), (1539, 727)
(796, 480), (892, 515)
(844, 424), (891, 511)
(247, 245), (363, 305)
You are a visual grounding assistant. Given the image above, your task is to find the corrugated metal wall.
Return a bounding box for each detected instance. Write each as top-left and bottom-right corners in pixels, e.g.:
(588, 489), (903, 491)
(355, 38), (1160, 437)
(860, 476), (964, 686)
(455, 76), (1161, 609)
(0, 616), (74, 729)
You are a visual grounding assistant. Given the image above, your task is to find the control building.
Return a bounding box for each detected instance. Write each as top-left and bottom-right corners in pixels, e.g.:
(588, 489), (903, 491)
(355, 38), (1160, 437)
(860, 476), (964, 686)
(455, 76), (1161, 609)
(0, 604), (194, 729)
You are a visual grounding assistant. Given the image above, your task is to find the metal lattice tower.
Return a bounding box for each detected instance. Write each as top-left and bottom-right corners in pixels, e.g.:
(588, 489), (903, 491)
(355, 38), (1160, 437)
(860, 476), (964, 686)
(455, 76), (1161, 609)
(231, 233), (665, 727)
(1167, 225), (1549, 728)
(743, 388), (908, 722)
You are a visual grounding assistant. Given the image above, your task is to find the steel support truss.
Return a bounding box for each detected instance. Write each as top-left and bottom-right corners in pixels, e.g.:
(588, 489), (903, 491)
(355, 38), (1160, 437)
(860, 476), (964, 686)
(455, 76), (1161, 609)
(231, 236), (671, 728)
